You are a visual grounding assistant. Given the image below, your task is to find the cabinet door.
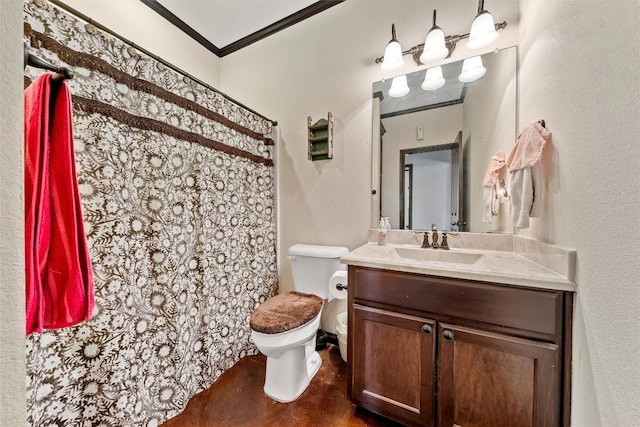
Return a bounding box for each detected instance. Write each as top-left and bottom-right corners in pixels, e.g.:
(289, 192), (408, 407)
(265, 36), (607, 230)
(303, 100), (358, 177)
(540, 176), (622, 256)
(437, 323), (561, 427)
(352, 304), (435, 426)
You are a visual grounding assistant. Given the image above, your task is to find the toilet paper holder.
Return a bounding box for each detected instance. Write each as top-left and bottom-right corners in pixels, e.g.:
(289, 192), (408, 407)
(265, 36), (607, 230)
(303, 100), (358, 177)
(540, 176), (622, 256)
(329, 270), (348, 300)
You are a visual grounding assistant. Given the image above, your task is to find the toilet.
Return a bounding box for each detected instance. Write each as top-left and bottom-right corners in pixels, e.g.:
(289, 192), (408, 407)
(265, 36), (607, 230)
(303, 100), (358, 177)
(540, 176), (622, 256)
(250, 244), (349, 403)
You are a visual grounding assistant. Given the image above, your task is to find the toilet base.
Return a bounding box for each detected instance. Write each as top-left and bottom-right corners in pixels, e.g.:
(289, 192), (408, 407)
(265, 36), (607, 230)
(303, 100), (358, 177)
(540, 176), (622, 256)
(263, 335), (322, 403)
(315, 330), (338, 350)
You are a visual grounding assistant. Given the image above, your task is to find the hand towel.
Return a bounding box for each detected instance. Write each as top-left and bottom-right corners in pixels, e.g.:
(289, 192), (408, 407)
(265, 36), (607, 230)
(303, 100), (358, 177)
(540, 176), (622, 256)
(24, 73), (95, 334)
(481, 151), (506, 223)
(482, 151), (506, 187)
(506, 121), (550, 172)
(506, 121), (552, 228)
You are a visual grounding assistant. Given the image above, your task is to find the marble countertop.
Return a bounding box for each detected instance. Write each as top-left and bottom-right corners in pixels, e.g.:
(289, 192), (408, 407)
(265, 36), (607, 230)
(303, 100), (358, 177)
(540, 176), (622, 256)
(340, 232), (576, 292)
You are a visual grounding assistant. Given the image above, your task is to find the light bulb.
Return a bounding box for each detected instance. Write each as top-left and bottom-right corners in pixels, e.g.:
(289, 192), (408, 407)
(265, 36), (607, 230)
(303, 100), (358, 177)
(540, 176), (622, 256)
(381, 24), (406, 72)
(468, 10), (499, 50)
(422, 66), (445, 91)
(459, 56), (486, 82)
(420, 10), (449, 63)
(389, 75), (410, 97)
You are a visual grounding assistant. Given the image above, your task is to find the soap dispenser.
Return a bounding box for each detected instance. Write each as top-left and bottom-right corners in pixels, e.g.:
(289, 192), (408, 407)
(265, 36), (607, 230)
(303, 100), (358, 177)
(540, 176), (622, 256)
(377, 218), (388, 246)
(383, 217), (391, 240)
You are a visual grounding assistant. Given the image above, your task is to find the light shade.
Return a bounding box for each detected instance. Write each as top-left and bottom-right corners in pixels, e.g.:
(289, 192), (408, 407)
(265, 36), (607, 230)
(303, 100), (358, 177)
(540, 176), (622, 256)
(422, 66), (445, 91)
(419, 10), (449, 63)
(458, 56), (486, 82)
(389, 75), (410, 97)
(467, 11), (499, 50)
(380, 24), (406, 72)
(420, 28), (449, 63)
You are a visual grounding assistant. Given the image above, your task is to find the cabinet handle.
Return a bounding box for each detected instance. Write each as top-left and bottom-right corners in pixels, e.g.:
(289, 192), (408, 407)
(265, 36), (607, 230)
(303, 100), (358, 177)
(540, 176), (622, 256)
(443, 330), (454, 340)
(422, 324), (432, 334)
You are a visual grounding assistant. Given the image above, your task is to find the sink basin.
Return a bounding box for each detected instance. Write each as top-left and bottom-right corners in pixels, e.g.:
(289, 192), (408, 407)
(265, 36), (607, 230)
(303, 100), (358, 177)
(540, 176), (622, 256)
(394, 247), (482, 265)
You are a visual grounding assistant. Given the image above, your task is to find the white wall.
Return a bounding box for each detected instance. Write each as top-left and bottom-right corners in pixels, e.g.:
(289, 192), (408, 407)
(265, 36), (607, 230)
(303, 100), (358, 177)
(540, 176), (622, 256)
(219, 1), (520, 297)
(517, 1), (640, 425)
(58, 0), (220, 87)
(0, 1), (26, 425)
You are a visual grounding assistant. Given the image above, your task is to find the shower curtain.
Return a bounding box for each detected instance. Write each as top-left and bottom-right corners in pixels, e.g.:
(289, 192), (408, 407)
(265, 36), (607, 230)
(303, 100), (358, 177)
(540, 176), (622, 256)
(24, 1), (278, 425)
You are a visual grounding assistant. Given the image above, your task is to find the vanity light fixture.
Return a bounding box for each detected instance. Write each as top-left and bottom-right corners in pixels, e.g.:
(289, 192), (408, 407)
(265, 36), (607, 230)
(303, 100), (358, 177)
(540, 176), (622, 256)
(389, 75), (410, 97)
(380, 24), (406, 72)
(421, 66), (445, 91)
(467, 0), (500, 50)
(419, 10), (449, 63)
(458, 56), (486, 82)
(375, 2), (506, 68)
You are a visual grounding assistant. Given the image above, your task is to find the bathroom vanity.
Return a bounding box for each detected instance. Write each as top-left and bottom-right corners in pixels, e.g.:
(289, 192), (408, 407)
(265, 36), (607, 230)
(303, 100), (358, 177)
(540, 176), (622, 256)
(342, 232), (576, 427)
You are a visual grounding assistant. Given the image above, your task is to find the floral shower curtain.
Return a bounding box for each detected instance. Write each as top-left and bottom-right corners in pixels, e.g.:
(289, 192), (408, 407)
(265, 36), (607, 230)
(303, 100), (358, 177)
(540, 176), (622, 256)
(24, 1), (278, 425)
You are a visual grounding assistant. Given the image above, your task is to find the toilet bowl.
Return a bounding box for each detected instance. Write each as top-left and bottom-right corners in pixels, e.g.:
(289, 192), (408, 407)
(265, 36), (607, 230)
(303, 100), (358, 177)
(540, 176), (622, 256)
(250, 291), (324, 402)
(250, 244), (349, 403)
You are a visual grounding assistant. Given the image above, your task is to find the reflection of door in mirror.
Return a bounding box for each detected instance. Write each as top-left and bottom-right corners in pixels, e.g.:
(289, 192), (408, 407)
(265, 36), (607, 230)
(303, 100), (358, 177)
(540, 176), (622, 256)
(402, 164), (412, 229)
(378, 97), (464, 230)
(399, 141), (460, 231)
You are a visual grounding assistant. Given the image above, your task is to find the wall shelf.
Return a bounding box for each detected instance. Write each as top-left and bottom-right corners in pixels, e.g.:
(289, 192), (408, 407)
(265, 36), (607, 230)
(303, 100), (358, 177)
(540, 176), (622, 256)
(307, 112), (333, 161)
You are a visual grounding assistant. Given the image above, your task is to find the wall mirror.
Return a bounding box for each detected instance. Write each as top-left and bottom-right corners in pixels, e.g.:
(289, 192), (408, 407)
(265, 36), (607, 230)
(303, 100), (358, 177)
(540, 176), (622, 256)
(371, 46), (517, 233)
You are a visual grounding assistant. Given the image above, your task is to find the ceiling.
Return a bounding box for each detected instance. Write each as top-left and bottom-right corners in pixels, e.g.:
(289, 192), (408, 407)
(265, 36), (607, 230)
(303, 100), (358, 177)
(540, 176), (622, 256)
(140, 0), (344, 57)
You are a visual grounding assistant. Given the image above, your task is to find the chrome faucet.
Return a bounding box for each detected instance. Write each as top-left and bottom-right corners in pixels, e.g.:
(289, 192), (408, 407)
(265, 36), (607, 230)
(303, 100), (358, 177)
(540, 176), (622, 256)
(426, 224), (450, 250)
(431, 224), (439, 249)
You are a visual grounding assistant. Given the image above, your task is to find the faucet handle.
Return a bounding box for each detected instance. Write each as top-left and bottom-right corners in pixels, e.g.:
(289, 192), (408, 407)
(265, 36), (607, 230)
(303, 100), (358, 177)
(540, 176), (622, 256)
(441, 232), (449, 250)
(421, 232), (430, 248)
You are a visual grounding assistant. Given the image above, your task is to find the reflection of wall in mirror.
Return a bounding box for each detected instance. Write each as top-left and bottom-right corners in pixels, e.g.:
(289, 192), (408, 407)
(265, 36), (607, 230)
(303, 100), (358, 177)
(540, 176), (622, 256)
(381, 105), (462, 229)
(463, 48), (517, 233)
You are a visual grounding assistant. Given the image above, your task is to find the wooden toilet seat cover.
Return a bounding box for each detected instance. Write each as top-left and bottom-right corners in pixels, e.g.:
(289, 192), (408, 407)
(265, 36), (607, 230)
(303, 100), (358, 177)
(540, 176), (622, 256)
(250, 291), (323, 334)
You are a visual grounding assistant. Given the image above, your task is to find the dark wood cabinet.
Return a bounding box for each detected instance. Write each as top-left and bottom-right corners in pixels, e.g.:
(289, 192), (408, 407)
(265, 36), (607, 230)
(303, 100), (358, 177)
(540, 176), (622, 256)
(347, 266), (573, 427)
(352, 305), (435, 426)
(437, 323), (561, 427)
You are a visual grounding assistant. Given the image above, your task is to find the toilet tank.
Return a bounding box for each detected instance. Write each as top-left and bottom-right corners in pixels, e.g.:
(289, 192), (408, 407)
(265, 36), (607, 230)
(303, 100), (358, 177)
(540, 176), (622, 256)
(288, 244), (349, 299)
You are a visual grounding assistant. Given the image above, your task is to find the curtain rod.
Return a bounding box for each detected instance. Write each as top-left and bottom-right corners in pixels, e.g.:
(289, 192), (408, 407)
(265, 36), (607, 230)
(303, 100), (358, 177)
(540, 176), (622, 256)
(47, 0), (278, 126)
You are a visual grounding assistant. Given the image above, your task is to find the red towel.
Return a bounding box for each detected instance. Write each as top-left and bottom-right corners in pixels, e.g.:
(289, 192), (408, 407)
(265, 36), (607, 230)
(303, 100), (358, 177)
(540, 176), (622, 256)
(24, 73), (94, 334)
